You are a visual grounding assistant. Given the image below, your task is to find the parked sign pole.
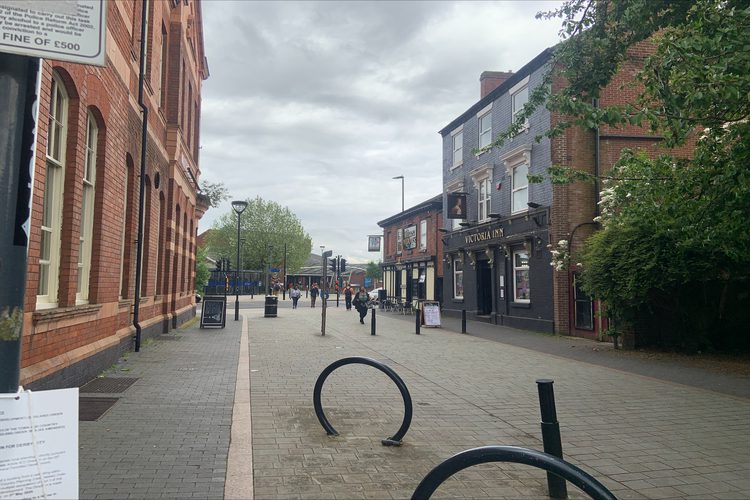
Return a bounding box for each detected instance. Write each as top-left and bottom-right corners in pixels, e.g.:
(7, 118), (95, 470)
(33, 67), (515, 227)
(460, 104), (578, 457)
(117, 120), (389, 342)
(0, 54), (38, 393)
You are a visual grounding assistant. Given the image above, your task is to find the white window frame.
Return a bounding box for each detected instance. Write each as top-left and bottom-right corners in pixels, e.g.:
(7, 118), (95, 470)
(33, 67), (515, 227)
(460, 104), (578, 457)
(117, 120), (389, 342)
(38, 74), (68, 308)
(77, 112), (98, 304)
(478, 110), (492, 149)
(396, 228), (403, 254)
(453, 257), (464, 299)
(509, 76), (530, 132)
(451, 126), (463, 168)
(511, 163), (529, 214)
(501, 144), (532, 215)
(478, 178), (491, 222)
(513, 250), (530, 303)
(419, 220), (427, 251)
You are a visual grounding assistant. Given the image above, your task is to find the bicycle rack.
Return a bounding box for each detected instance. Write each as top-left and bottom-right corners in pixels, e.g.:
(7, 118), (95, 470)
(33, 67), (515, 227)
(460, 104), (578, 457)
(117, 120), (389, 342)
(411, 445), (617, 500)
(313, 356), (413, 446)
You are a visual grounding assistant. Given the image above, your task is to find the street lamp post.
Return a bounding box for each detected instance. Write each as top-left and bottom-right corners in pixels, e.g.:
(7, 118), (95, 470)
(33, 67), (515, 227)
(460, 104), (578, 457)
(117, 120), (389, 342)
(231, 200), (248, 321)
(393, 175), (404, 212)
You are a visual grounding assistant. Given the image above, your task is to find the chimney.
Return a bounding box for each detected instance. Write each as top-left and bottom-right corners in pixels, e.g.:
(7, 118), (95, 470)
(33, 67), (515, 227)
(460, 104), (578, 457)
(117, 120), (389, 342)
(480, 71), (513, 99)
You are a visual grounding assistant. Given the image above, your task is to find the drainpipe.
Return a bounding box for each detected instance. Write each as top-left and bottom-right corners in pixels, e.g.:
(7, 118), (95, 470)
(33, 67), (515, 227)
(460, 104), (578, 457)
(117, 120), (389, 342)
(593, 98), (603, 340)
(133, 0), (149, 352)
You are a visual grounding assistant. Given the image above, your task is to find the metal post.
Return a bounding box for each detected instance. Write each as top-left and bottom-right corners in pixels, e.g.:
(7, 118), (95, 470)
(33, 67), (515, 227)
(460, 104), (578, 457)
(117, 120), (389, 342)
(234, 212), (241, 321)
(282, 243), (287, 300)
(537, 379), (568, 499)
(371, 307), (376, 335)
(415, 302), (421, 335)
(461, 309), (467, 333)
(0, 54), (37, 393)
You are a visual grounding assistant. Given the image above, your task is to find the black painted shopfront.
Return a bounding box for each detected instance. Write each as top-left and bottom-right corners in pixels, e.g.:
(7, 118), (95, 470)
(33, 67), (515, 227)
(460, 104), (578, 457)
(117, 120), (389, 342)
(441, 208), (554, 332)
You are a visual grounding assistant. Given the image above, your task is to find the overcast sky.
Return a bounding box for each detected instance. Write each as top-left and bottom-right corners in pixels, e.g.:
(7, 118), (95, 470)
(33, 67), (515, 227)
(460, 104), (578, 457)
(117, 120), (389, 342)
(198, 0), (564, 263)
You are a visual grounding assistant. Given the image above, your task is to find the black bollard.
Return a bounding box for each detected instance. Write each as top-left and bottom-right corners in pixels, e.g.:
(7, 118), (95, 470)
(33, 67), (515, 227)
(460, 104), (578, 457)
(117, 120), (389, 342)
(371, 307), (376, 335)
(461, 309), (467, 333)
(537, 379), (568, 499)
(415, 304), (421, 335)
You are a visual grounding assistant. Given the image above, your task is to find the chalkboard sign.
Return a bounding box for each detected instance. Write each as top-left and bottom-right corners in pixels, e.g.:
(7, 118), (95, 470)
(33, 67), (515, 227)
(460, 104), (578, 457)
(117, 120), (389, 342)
(200, 296), (226, 328)
(422, 301), (441, 327)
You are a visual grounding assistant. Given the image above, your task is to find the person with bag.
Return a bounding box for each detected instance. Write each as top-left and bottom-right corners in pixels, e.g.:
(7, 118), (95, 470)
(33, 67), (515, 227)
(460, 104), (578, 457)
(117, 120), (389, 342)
(353, 287), (369, 324)
(290, 285), (301, 309)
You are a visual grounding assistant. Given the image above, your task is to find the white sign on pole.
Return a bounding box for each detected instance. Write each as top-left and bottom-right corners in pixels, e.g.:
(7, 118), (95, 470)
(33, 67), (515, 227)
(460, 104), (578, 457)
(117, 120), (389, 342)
(0, 388), (79, 499)
(0, 0), (106, 66)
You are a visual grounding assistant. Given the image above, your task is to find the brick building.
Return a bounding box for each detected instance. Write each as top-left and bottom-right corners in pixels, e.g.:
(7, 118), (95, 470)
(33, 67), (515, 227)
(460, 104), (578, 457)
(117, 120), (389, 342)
(378, 195), (444, 306)
(440, 44), (673, 339)
(20, 0), (209, 389)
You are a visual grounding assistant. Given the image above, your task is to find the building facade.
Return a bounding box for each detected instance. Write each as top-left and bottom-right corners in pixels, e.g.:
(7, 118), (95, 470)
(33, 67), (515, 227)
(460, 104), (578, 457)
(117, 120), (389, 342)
(440, 44), (670, 339)
(20, 0), (209, 389)
(378, 195), (444, 306)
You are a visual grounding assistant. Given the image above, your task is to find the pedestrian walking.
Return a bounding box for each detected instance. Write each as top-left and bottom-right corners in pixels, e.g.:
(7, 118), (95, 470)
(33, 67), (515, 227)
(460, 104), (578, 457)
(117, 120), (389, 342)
(353, 287), (370, 324)
(310, 283), (319, 308)
(344, 285), (353, 311)
(290, 285), (301, 309)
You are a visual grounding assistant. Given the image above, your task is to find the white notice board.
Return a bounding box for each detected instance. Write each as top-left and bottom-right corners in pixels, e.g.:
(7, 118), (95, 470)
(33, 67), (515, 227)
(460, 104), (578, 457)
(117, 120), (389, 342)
(0, 0), (106, 66)
(422, 301), (441, 327)
(0, 387), (79, 499)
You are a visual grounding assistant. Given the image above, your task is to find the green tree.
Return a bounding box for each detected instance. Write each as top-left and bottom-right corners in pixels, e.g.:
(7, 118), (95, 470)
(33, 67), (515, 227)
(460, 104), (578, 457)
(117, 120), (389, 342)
(366, 261), (382, 281)
(199, 180), (229, 208)
(195, 245), (210, 293)
(206, 196), (312, 274)
(489, 0), (750, 350)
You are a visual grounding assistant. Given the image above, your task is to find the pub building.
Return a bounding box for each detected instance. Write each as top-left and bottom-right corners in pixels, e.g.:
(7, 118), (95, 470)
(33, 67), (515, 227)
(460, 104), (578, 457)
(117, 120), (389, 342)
(378, 195), (444, 307)
(438, 43), (669, 340)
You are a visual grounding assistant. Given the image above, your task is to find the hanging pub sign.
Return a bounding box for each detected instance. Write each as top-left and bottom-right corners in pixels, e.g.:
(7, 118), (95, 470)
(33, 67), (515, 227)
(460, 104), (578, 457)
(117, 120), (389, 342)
(446, 192), (467, 219)
(368, 235), (381, 252)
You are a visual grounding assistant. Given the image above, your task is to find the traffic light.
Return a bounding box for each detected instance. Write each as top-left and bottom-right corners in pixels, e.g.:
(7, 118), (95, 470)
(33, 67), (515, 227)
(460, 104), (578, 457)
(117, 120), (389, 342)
(329, 258), (337, 273)
(339, 259), (346, 272)
(225, 258), (231, 271)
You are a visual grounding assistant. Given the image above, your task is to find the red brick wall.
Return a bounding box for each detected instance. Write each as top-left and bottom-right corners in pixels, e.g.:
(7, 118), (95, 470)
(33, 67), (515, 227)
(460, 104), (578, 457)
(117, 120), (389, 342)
(20, 0), (208, 386)
(549, 40), (697, 338)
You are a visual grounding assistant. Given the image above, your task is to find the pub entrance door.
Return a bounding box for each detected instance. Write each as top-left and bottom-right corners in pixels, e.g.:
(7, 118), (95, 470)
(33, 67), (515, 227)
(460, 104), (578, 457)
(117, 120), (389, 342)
(477, 260), (492, 315)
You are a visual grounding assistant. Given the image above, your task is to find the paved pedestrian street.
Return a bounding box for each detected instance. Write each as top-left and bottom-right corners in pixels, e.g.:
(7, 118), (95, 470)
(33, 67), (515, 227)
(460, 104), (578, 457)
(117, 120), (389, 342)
(79, 298), (750, 499)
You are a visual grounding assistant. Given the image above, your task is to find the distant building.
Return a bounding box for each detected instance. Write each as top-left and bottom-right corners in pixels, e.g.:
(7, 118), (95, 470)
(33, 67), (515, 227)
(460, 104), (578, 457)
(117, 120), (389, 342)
(21, 0), (209, 389)
(378, 195), (444, 306)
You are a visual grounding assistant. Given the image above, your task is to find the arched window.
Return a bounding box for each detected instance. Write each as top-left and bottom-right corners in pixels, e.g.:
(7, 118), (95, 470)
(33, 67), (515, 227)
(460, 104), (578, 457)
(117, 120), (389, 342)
(77, 111), (98, 303)
(141, 175), (152, 296)
(38, 73), (68, 308)
(156, 191), (165, 296)
(120, 155), (136, 299)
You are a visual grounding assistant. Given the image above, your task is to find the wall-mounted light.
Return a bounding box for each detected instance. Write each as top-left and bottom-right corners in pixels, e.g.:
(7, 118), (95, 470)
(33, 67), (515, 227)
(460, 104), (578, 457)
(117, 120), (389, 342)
(488, 213), (502, 219)
(459, 221), (475, 227)
(527, 202), (541, 209)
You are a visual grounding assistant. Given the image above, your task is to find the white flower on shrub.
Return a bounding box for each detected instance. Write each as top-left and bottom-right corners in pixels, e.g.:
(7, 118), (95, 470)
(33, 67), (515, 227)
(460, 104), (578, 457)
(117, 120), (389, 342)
(550, 239), (570, 272)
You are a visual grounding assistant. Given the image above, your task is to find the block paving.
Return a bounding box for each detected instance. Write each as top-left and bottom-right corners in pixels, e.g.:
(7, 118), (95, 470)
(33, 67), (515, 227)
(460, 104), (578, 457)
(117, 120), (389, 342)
(78, 298), (750, 499)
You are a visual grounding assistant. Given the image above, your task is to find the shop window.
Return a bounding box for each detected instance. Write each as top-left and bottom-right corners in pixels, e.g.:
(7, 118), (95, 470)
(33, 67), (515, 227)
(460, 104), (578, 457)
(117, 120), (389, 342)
(453, 257), (464, 299)
(513, 250), (530, 302)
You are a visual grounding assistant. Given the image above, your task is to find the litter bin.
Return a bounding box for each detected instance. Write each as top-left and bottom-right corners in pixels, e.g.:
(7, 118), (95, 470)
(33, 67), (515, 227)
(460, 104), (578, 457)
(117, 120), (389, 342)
(264, 295), (278, 318)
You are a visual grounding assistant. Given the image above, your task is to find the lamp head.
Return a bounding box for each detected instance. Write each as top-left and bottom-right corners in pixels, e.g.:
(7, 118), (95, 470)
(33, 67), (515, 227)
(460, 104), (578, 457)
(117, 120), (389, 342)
(392, 175), (404, 180)
(231, 200), (248, 214)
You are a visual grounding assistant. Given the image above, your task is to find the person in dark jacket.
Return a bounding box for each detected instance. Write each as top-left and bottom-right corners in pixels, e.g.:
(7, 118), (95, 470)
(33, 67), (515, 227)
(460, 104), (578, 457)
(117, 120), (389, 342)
(344, 285), (353, 311)
(310, 283), (319, 307)
(353, 287), (369, 324)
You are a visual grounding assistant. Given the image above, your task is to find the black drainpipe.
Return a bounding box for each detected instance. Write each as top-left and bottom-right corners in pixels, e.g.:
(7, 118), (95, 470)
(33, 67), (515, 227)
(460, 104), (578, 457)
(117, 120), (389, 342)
(133, 0), (149, 352)
(593, 98), (600, 214)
